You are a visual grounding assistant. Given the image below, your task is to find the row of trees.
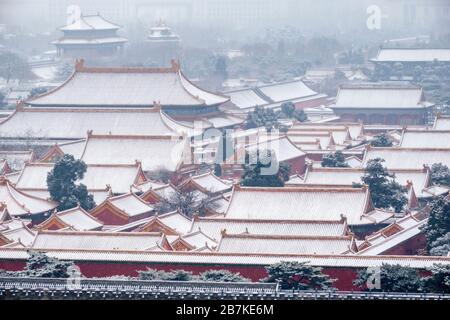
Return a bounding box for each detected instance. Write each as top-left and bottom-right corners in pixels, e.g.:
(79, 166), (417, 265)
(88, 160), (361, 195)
(245, 102), (307, 131)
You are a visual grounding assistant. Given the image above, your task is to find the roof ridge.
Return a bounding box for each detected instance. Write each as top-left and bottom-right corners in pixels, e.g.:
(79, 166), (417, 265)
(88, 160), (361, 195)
(222, 233), (353, 241)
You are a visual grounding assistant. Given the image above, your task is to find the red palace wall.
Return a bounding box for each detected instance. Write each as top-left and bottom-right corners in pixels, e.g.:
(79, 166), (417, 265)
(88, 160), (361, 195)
(285, 156), (306, 175)
(0, 258), (397, 291)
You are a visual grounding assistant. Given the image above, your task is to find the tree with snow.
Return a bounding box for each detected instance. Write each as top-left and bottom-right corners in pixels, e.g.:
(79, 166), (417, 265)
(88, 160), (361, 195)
(359, 158), (407, 213)
(263, 261), (335, 290)
(321, 151), (349, 168)
(47, 154), (95, 211)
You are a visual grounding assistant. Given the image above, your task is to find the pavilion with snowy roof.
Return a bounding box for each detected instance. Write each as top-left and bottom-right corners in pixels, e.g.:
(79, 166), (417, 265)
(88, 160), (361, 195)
(52, 14), (127, 58)
(224, 185), (394, 237)
(0, 176), (58, 220)
(37, 205), (104, 232)
(26, 59), (230, 115)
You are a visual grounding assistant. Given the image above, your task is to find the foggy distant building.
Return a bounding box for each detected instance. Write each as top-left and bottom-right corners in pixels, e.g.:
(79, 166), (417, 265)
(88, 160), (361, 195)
(331, 83), (434, 125)
(52, 13), (127, 58)
(145, 22), (181, 66)
(371, 48), (450, 66)
(0, 0), (449, 35)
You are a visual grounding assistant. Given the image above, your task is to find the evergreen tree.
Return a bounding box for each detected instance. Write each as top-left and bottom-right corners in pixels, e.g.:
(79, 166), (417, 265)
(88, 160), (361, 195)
(241, 149), (291, 187)
(360, 158), (407, 213)
(47, 154), (95, 211)
(263, 261), (335, 290)
(429, 233), (450, 256)
(198, 270), (249, 282)
(244, 106), (279, 131)
(370, 133), (393, 147)
(280, 102), (308, 122)
(0, 252), (77, 278)
(321, 151), (349, 168)
(430, 163), (450, 186)
(421, 196), (450, 252)
(422, 264), (450, 293)
(354, 263), (423, 292)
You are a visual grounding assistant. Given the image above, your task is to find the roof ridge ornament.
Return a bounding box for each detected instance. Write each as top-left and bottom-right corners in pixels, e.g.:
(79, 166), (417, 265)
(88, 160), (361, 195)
(75, 59), (85, 72)
(170, 59), (180, 72)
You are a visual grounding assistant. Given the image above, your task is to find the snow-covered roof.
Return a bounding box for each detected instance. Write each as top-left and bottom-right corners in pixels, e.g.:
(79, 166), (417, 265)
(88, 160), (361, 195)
(300, 167), (429, 191)
(241, 136), (306, 163)
(52, 37), (128, 46)
(80, 134), (188, 172)
(0, 247), (447, 268)
(0, 222), (36, 246)
(258, 80), (319, 103)
(357, 214), (427, 255)
(373, 48), (450, 63)
(177, 230), (218, 249)
(217, 234), (356, 255)
(333, 84), (431, 110)
(31, 230), (165, 251)
(400, 130), (450, 148)
(363, 147), (450, 170)
(0, 150), (34, 171)
(38, 206), (103, 231)
(227, 89), (268, 109)
(287, 132), (333, 150)
(27, 60), (229, 107)
(0, 177), (58, 217)
(190, 217), (348, 241)
(225, 186), (380, 226)
(61, 14), (121, 31)
(153, 211), (192, 234)
(180, 172), (232, 194)
(15, 162), (144, 194)
(100, 193), (154, 218)
(290, 122), (364, 140)
(57, 140), (86, 158)
(225, 80), (324, 111)
(434, 115), (450, 130)
(0, 160), (8, 175)
(0, 107), (185, 139)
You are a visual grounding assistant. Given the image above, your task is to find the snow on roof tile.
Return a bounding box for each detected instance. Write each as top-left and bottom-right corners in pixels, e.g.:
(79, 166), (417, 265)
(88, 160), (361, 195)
(15, 162), (143, 194)
(434, 116), (450, 130)
(300, 167), (429, 193)
(106, 193), (154, 217)
(0, 107), (183, 139)
(190, 217), (348, 241)
(400, 130), (450, 148)
(52, 206), (103, 231)
(31, 230), (164, 251)
(0, 247), (448, 269)
(363, 147), (450, 170)
(257, 80), (318, 103)
(27, 62), (228, 107)
(0, 177), (58, 217)
(217, 234), (355, 255)
(61, 14), (121, 31)
(225, 186), (373, 225)
(0, 150), (34, 171)
(373, 48), (450, 63)
(334, 85), (429, 109)
(80, 134), (188, 172)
